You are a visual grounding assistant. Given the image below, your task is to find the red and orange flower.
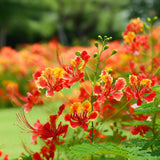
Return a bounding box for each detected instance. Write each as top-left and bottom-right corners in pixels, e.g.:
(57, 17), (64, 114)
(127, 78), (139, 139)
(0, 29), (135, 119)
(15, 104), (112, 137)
(94, 69), (126, 102)
(125, 74), (156, 106)
(17, 104), (68, 144)
(34, 67), (70, 97)
(65, 100), (98, 131)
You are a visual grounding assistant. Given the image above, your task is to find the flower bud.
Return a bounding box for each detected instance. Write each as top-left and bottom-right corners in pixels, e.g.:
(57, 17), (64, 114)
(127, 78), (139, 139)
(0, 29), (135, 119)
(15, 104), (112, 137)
(93, 52), (98, 58)
(104, 35), (108, 40)
(94, 42), (98, 48)
(98, 35), (103, 40)
(106, 37), (112, 41)
(104, 45), (109, 50)
(111, 49), (117, 55)
(147, 17), (151, 22)
(153, 16), (158, 21)
(75, 51), (81, 56)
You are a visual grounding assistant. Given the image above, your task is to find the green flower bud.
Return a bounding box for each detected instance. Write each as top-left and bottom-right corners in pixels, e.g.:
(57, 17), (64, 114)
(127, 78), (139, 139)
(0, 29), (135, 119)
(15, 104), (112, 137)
(75, 51), (81, 56)
(106, 37), (112, 41)
(94, 42), (98, 48)
(98, 35), (103, 40)
(104, 45), (109, 50)
(153, 16), (158, 21)
(147, 17), (151, 22)
(93, 52), (98, 58)
(111, 49), (117, 55)
(104, 35), (108, 40)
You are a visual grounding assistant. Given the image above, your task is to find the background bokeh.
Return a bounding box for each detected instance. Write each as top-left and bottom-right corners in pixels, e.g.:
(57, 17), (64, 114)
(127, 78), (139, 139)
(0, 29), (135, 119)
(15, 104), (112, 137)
(0, 0), (159, 48)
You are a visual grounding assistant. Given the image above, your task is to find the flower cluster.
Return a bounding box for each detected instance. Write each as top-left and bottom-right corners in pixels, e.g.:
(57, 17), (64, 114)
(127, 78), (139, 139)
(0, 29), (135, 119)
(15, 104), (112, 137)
(125, 74), (156, 106)
(122, 18), (150, 54)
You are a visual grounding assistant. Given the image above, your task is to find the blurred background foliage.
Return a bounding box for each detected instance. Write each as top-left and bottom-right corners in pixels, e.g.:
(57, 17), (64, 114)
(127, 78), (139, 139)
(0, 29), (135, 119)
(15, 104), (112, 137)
(0, 0), (159, 47)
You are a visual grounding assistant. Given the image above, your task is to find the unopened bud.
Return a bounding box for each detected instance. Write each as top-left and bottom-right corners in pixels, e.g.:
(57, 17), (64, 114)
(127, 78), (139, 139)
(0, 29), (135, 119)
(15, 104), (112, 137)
(104, 35), (108, 40)
(147, 17), (151, 22)
(93, 52), (98, 58)
(106, 37), (112, 41)
(75, 51), (81, 56)
(111, 49), (117, 55)
(153, 16), (158, 21)
(94, 42), (98, 48)
(104, 45), (109, 50)
(98, 35), (103, 40)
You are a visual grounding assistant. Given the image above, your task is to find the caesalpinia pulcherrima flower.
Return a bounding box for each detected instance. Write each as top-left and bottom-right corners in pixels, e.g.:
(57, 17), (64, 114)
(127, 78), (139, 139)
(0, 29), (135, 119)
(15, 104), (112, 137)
(94, 69), (126, 102)
(34, 67), (70, 97)
(61, 50), (90, 85)
(122, 17), (150, 54)
(65, 100), (98, 131)
(34, 51), (90, 97)
(125, 74), (156, 106)
(17, 104), (68, 144)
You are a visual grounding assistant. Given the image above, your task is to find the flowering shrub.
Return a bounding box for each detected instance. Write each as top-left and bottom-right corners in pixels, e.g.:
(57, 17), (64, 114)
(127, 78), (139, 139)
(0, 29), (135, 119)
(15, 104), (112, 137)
(1, 17), (160, 160)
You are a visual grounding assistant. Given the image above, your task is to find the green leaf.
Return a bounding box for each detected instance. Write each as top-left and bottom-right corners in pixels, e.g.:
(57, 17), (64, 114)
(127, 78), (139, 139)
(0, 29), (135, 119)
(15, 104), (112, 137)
(121, 121), (153, 126)
(152, 85), (160, 96)
(133, 107), (160, 115)
(69, 142), (158, 160)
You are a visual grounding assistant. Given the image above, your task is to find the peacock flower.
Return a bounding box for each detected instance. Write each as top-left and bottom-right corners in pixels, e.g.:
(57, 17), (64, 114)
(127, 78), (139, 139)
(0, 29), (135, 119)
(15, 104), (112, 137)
(94, 70), (126, 102)
(60, 50), (90, 86)
(17, 104), (68, 144)
(125, 74), (156, 106)
(65, 100), (98, 131)
(34, 67), (69, 97)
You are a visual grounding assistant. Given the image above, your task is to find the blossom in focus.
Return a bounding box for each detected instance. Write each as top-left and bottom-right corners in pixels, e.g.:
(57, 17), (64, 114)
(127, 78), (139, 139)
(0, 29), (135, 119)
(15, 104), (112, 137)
(34, 67), (70, 97)
(65, 100), (98, 131)
(125, 74), (156, 106)
(17, 104), (68, 144)
(58, 50), (90, 86)
(94, 69), (126, 103)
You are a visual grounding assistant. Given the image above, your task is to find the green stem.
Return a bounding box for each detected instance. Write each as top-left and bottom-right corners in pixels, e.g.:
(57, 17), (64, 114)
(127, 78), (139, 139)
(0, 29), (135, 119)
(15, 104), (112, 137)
(106, 99), (132, 121)
(151, 98), (159, 152)
(153, 66), (160, 75)
(90, 41), (105, 160)
(149, 26), (154, 72)
(93, 43), (104, 85)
